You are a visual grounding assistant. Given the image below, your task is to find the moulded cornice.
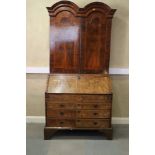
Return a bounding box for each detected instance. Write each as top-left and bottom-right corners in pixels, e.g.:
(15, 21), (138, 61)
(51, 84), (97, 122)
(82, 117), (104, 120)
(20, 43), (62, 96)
(47, 0), (116, 18)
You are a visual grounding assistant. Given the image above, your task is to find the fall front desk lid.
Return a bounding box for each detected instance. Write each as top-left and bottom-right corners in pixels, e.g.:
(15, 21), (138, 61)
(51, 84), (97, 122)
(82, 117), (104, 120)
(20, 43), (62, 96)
(46, 74), (112, 94)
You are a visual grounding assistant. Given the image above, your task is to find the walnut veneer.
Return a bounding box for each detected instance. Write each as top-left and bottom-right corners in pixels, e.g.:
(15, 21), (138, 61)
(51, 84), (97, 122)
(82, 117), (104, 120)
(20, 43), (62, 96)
(44, 1), (116, 140)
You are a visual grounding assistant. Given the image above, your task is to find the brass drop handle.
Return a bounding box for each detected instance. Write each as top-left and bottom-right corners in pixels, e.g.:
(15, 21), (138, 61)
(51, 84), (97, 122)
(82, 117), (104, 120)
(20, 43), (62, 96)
(94, 104), (98, 108)
(60, 121), (64, 125)
(93, 122), (98, 125)
(60, 104), (64, 107)
(93, 112), (98, 115)
(60, 112), (64, 115)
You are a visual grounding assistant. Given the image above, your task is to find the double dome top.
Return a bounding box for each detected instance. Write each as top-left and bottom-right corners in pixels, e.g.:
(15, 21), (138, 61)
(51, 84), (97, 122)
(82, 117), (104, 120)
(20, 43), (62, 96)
(47, 0), (116, 17)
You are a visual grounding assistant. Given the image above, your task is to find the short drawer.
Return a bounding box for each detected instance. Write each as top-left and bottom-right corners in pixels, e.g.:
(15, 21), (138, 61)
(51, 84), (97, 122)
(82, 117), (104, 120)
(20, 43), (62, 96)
(47, 102), (75, 109)
(46, 94), (81, 103)
(76, 110), (111, 118)
(76, 119), (111, 128)
(47, 109), (75, 119)
(46, 119), (75, 127)
(76, 103), (111, 109)
(80, 95), (112, 103)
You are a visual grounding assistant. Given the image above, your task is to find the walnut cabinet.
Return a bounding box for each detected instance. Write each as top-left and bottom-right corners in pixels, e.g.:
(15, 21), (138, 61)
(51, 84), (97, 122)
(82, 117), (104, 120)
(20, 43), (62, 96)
(44, 1), (116, 140)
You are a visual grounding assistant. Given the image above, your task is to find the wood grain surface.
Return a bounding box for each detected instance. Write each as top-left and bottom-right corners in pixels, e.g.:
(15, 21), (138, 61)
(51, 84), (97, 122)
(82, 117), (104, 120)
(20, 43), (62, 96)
(47, 74), (112, 94)
(47, 1), (116, 74)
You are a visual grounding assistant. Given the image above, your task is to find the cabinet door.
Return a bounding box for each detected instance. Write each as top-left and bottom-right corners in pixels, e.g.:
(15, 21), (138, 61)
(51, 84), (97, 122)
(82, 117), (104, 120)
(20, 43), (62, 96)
(50, 11), (80, 73)
(81, 12), (107, 73)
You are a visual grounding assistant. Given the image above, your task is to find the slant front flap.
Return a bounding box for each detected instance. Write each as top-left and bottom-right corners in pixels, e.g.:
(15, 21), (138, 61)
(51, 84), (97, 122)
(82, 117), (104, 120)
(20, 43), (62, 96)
(47, 74), (112, 94)
(47, 1), (116, 74)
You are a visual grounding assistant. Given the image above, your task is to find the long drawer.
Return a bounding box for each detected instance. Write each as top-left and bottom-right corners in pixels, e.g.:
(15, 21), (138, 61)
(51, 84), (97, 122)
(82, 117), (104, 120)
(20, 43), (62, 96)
(46, 118), (111, 128)
(47, 109), (111, 119)
(76, 110), (111, 118)
(76, 119), (111, 128)
(46, 102), (111, 110)
(47, 108), (111, 119)
(46, 94), (112, 103)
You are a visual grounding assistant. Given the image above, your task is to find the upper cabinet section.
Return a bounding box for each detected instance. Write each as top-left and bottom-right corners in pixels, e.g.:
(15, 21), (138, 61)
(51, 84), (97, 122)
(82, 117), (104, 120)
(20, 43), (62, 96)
(47, 1), (116, 74)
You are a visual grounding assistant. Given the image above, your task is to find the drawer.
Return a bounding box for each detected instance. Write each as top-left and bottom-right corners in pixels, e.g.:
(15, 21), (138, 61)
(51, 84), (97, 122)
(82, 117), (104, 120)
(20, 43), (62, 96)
(76, 119), (111, 128)
(46, 94), (112, 103)
(47, 109), (75, 119)
(47, 102), (75, 109)
(80, 95), (112, 103)
(46, 119), (75, 127)
(76, 103), (111, 109)
(46, 94), (81, 103)
(76, 110), (111, 118)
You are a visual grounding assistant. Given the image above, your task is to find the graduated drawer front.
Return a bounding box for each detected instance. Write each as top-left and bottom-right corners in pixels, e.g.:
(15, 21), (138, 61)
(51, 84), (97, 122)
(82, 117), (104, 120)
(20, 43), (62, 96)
(76, 110), (111, 118)
(46, 119), (75, 127)
(46, 94), (81, 103)
(76, 119), (111, 128)
(80, 95), (112, 103)
(46, 102), (111, 109)
(46, 94), (112, 103)
(47, 109), (75, 119)
(76, 103), (111, 110)
(47, 102), (75, 109)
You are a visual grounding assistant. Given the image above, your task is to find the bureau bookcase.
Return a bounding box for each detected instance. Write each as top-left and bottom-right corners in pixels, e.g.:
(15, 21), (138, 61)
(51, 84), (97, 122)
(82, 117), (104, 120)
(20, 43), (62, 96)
(44, 1), (116, 140)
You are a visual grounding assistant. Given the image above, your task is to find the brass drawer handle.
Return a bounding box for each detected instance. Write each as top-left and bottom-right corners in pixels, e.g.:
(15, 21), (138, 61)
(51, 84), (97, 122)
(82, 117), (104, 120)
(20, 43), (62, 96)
(93, 122), (98, 125)
(60, 121), (64, 125)
(60, 112), (64, 115)
(60, 104), (64, 107)
(94, 104), (98, 108)
(93, 112), (98, 115)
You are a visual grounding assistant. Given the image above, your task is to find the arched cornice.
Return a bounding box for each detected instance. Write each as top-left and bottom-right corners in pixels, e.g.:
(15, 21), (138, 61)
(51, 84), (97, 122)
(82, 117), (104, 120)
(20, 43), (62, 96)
(47, 1), (116, 18)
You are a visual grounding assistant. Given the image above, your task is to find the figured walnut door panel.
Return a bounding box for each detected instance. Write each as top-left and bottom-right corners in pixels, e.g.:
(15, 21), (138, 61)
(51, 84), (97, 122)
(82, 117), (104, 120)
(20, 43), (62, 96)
(50, 11), (80, 73)
(81, 12), (106, 73)
(47, 1), (116, 74)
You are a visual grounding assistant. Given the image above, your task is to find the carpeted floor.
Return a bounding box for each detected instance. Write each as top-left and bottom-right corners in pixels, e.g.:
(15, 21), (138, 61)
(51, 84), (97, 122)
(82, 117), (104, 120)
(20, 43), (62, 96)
(26, 123), (129, 155)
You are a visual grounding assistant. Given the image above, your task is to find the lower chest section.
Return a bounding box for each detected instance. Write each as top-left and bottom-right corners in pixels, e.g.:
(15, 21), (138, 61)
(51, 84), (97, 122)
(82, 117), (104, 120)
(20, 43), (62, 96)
(45, 94), (112, 129)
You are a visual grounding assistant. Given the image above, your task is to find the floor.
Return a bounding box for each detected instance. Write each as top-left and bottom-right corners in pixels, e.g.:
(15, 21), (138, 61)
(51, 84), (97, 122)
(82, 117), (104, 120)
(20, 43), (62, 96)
(26, 123), (129, 155)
